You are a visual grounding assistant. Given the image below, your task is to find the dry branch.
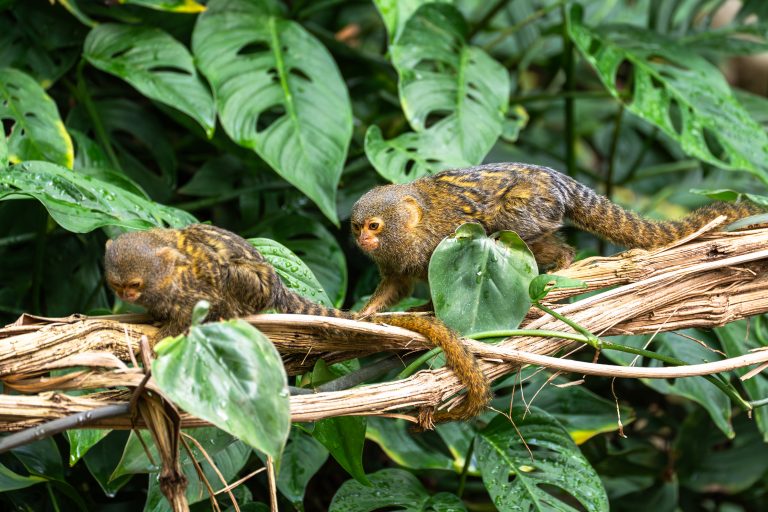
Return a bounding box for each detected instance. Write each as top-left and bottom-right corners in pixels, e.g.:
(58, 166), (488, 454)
(2, 227), (768, 431)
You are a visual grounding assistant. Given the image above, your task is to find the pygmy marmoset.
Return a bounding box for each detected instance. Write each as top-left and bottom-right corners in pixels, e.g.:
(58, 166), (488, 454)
(104, 223), (489, 425)
(351, 162), (762, 315)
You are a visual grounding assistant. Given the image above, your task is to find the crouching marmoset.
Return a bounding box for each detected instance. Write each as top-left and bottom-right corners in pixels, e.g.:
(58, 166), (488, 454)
(104, 223), (490, 425)
(351, 162), (762, 315)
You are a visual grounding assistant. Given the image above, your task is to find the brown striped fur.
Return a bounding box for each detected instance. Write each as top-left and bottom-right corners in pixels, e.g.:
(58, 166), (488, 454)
(105, 224), (490, 425)
(351, 162), (763, 314)
(105, 224), (347, 339)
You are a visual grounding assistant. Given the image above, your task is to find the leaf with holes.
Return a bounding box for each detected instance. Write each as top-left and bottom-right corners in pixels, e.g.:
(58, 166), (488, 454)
(0, 67), (73, 168)
(0, 161), (196, 232)
(429, 223), (537, 336)
(365, 3), (509, 183)
(152, 319), (290, 459)
(569, 10), (768, 183)
(84, 24), (215, 137)
(476, 408), (609, 512)
(193, 0), (352, 224)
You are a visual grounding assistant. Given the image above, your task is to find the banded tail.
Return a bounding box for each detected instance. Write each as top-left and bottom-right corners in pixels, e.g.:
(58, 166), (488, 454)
(561, 178), (762, 249)
(271, 283), (352, 318)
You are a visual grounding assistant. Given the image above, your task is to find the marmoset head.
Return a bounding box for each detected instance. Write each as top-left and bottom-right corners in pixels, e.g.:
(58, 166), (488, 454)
(104, 229), (186, 307)
(350, 185), (423, 255)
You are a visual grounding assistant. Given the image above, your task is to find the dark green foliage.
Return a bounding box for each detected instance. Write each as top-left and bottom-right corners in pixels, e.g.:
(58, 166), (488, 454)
(1, 0), (768, 510)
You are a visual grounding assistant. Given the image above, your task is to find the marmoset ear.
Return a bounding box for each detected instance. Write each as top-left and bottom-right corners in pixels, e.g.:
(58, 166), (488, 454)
(402, 196), (423, 228)
(155, 246), (188, 265)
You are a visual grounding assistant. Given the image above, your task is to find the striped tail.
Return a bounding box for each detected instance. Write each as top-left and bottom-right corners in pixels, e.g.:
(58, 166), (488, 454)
(272, 284), (352, 318)
(562, 178), (762, 249)
(371, 315), (490, 427)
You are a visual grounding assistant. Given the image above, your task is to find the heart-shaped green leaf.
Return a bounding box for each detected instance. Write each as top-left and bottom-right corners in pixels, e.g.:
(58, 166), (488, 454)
(152, 319), (291, 459)
(429, 223), (537, 336)
(0, 67), (73, 168)
(84, 24), (215, 137)
(193, 0), (352, 224)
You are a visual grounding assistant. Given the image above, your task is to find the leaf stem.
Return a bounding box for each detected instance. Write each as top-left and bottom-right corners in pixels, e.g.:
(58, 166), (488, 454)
(71, 61), (122, 172)
(456, 439), (475, 498)
(561, 5), (576, 177)
(483, 0), (568, 52)
(397, 347), (442, 379)
(533, 302), (751, 410)
(468, 0), (510, 40)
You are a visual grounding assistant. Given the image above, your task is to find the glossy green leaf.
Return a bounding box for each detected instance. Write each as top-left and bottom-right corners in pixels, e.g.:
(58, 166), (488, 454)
(365, 3), (509, 182)
(120, 0), (206, 12)
(0, 463), (45, 492)
(252, 214), (347, 306)
(277, 429), (329, 507)
(529, 274), (587, 302)
(429, 223), (537, 336)
(193, 0), (353, 224)
(0, 161), (196, 232)
(366, 418), (455, 471)
(249, 237), (333, 307)
(476, 408), (609, 512)
(152, 319), (290, 459)
(329, 468), (467, 512)
(11, 438), (63, 481)
(605, 332), (734, 438)
(715, 319), (768, 442)
(84, 24), (215, 137)
(569, 13), (768, 183)
(65, 429), (110, 466)
(313, 416), (369, 485)
(0, 67), (73, 168)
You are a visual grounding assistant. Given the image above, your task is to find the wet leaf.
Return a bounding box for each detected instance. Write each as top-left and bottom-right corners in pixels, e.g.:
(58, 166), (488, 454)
(476, 408), (608, 512)
(193, 0), (352, 224)
(429, 223), (537, 336)
(0, 161), (196, 232)
(152, 319), (290, 459)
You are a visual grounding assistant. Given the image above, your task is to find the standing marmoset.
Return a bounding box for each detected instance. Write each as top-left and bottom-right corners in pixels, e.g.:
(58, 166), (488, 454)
(351, 162), (762, 315)
(104, 223), (489, 425)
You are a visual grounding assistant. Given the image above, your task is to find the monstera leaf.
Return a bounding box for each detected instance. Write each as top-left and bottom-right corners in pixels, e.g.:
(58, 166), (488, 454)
(193, 0), (352, 224)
